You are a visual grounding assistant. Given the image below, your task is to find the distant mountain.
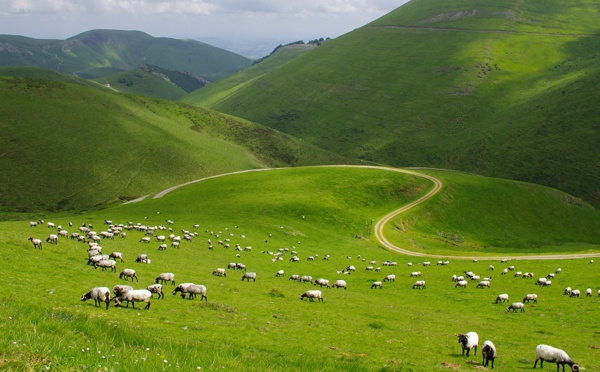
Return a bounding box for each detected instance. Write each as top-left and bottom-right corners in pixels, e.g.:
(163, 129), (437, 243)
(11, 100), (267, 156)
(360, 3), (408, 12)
(0, 29), (252, 81)
(186, 0), (600, 206)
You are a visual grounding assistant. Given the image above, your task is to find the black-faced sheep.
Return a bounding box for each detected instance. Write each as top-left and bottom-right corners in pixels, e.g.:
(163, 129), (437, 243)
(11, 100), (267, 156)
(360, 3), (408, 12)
(371, 281), (383, 289)
(276, 270), (285, 277)
(300, 290), (323, 302)
(457, 332), (478, 356)
(523, 294), (538, 303)
(455, 280), (468, 288)
(212, 268), (226, 277)
(383, 274), (396, 282)
(155, 273), (175, 285)
(534, 344), (579, 372)
(241, 272), (257, 282)
(332, 280), (347, 289)
(184, 284), (207, 301)
(135, 254), (150, 264)
(314, 278), (330, 288)
(81, 287), (110, 310)
(94, 259), (117, 272)
(482, 340), (497, 369)
(507, 302), (525, 312)
(114, 289), (152, 310)
(119, 268), (138, 282)
(495, 294), (509, 303)
(570, 289), (581, 298)
(146, 284), (164, 299)
(109, 252), (124, 262)
(28, 237), (42, 249)
(476, 280), (491, 289)
(412, 280), (426, 289)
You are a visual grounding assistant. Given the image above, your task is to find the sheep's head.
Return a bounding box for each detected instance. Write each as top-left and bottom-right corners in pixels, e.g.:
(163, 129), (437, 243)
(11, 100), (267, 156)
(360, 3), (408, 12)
(457, 334), (468, 346)
(80, 293), (90, 302)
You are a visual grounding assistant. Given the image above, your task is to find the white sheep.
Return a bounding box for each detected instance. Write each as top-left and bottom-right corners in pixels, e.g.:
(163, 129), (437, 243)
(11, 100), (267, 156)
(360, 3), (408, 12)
(135, 254), (150, 264)
(477, 280), (491, 289)
(585, 288), (592, 297)
(146, 284), (164, 299)
(536, 278), (547, 286)
(29, 221), (37, 227)
(423, 261), (431, 266)
(570, 289), (581, 298)
(564, 287), (572, 295)
(410, 271), (421, 277)
(212, 268), (227, 277)
(481, 340), (497, 369)
(109, 252), (124, 262)
(371, 281), (383, 289)
(155, 273), (176, 285)
(114, 289), (152, 310)
(241, 272), (257, 282)
(383, 274), (396, 282)
(158, 243), (167, 250)
(288, 274), (299, 281)
(534, 344), (579, 371)
(172, 283), (195, 297)
(332, 280), (347, 289)
(508, 302), (525, 312)
(28, 237), (42, 249)
(457, 332), (479, 356)
(523, 294), (538, 303)
(94, 259), (117, 272)
(299, 275), (313, 284)
(314, 278), (330, 288)
(80, 287), (111, 310)
(119, 268), (138, 282)
(46, 234), (58, 244)
(495, 294), (509, 304)
(184, 284), (208, 301)
(455, 280), (468, 288)
(300, 290), (323, 302)
(412, 280), (426, 289)
(139, 237), (150, 243)
(276, 270), (285, 277)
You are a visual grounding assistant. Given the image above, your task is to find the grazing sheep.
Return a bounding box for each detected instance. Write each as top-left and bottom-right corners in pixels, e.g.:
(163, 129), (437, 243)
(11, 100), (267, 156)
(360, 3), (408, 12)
(455, 280), (468, 288)
(477, 280), (491, 289)
(536, 278), (548, 286)
(508, 302), (525, 312)
(546, 273), (555, 279)
(212, 268), (227, 277)
(241, 272), (257, 282)
(146, 284), (164, 299)
(80, 287), (111, 310)
(289, 274), (299, 281)
(423, 261), (431, 266)
(158, 244), (167, 250)
(135, 254), (150, 264)
(501, 268), (508, 275)
(170, 241), (180, 249)
(30, 221), (37, 227)
(481, 340), (497, 369)
(139, 237), (151, 243)
(172, 283), (195, 297)
(371, 281), (383, 289)
(109, 252), (124, 262)
(383, 274), (396, 282)
(314, 278), (330, 288)
(299, 275), (313, 284)
(564, 287), (572, 295)
(300, 290), (323, 302)
(586, 288), (592, 297)
(364, 266), (373, 271)
(28, 237), (42, 249)
(236, 263), (247, 271)
(412, 280), (426, 289)
(184, 284), (208, 301)
(556, 268), (562, 274)
(523, 294), (538, 303)
(534, 344), (579, 372)
(346, 265), (356, 272)
(489, 265), (494, 271)
(119, 268), (138, 282)
(276, 270), (285, 277)
(457, 332), (479, 356)
(228, 262), (237, 270)
(155, 273), (176, 285)
(332, 280), (347, 289)
(410, 271), (421, 277)
(46, 234), (58, 244)
(94, 259), (117, 272)
(570, 289), (581, 298)
(114, 289), (152, 310)
(495, 294), (509, 304)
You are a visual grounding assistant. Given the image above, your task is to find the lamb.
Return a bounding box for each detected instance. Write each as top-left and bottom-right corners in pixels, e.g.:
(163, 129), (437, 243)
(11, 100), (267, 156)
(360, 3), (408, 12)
(371, 281), (383, 289)
(212, 268), (227, 277)
(455, 280), (468, 288)
(332, 280), (347, 289)
(481, 340), (497, 369)
(94, 259), (117, 272)
(495, 294), (509, 304)
(146, 284), (164, 299)
(383, 274), (396, 282)
(476, 280), (491, 289)
(300, 290), (323, 302)
(412, 280), (426, 289)
(46, 234), (58, 244)
(523, 294), (538, 303)
(114, 289), (152, 310)
(533, 344), (579, 372)
(184, 284), (208, 301)
(28, 237), (42, 249)
(507, 302), (525, 312)
(119, 268), (138, 282)
(241, 272), (257, 282)
(80, 287), (111, 310)
(570, 289), (581, 298)
(457, 332), (479, 356)
(109, 252), (124, 262)
(155, 273), (176, 285)
(314, 278), (330, 288)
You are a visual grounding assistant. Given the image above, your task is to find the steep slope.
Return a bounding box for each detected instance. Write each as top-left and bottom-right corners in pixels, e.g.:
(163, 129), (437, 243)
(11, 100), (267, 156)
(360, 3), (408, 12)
(0, 67), (349, 213)
(0, 30), (252, 80)
(193, 0), (600, 206)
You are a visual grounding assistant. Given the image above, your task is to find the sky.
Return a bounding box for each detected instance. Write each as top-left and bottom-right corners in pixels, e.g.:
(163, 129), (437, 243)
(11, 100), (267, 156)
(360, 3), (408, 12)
(0, 0), (409, 54)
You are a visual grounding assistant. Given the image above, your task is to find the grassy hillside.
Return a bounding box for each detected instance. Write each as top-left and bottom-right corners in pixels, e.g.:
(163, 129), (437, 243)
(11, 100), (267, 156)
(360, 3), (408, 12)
(0, 166), (598, 370)
(187, 0), (600, 206)
(0, 67), (350, 213)
(0, 29), (252, 80)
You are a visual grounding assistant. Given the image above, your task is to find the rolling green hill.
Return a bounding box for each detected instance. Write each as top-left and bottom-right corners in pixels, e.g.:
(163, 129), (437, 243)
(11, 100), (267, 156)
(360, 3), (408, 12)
(0, 67), (350, 214)
(185, 0), (600, 207)
(0, 29), (252, 81)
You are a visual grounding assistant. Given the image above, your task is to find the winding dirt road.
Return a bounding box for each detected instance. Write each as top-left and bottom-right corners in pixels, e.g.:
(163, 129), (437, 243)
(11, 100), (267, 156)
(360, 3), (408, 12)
(150, 165), (599, 261)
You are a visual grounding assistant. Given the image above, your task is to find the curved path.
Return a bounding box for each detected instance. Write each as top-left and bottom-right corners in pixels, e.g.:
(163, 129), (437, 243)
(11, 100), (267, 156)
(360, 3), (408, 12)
(150, 165), (599, 261)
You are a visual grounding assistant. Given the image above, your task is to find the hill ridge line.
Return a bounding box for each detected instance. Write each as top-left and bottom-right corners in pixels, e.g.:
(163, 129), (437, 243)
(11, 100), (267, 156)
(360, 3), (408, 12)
(150, 165), (600, 261)
(366, 25), (600, 38)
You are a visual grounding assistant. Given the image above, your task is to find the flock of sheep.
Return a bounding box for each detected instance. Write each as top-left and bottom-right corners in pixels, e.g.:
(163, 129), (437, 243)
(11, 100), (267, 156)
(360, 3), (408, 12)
(27, 218), (595, 370)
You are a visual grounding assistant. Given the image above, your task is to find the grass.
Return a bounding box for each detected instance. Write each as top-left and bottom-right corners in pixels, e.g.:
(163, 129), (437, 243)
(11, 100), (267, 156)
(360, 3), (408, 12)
(1, 166), (598, 370)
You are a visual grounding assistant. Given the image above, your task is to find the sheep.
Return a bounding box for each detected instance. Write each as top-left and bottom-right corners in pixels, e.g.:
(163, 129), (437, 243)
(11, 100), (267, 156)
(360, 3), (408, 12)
(109, 252), (124, 262)
(507, 302), (525, 312)
(80, 287), (111, 310)
(489, 265), (494, 271)
(171, 241), (180, 249)
(543, 280), (552, 287)
(114, 289), (152, 310)
(410, 271), (421, 277)
(112, 285), (133, 297)
(477, 280), (491, 289)
(228, 262), (237, 270)
(30, 221), (37, 227)
(570, 289), (581, 298)
(346, 265), (356, 272)
(94, 259), (117, 272)
(564, 287), (572, 295)
(481, 340), (497, 369)
(423, 261), (431, 266)
(501, 268), (508, 275)
(457, 332), (479, 356)
(523, 294), (538, 303)
(184, 284), (208, 301)
(241, 272), (257, 282)
(314, 278), (330, 288)
(371, 281), (383, 289)
(299, 275), (313, 284)
(212, 268), (226, 277)
(135, 254), (150, 264)
(533, 344), (579, 372)
(332, 280), (347, 289)
(172, 283), (195, 297)
(495, 294), (509, 303)
(146, 284), (164, 299)
(536, 278), (547, 286)
(119, 268), (138, 282)
(412, 280), (426, 289)
(236, 263), (247, 271)
(383, 274), (396, 282)
(46, 234), (58, 244)
(546, 273), (555, 279)
(276, 270), (285, 277)
(139, 237), (150, 243)
(289, 274), (299, 281)
(155, 273), (175, 285)
(556, 268), (562, 274)
(364, 266), (373, 271)
(300, 290), (323, 302)
(28, 237), (42, 249)
(158, 243), (167, 250)
(585, 288), (592, 297)
(455, 280), (468, 288)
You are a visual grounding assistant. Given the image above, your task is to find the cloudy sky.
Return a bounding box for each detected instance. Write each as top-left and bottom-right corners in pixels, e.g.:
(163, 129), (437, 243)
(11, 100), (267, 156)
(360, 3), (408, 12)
(0, 0), (408, 43)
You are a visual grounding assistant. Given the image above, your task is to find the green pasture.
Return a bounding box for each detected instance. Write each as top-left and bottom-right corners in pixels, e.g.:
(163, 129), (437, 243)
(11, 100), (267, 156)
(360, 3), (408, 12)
(1, 167), (598, 371)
